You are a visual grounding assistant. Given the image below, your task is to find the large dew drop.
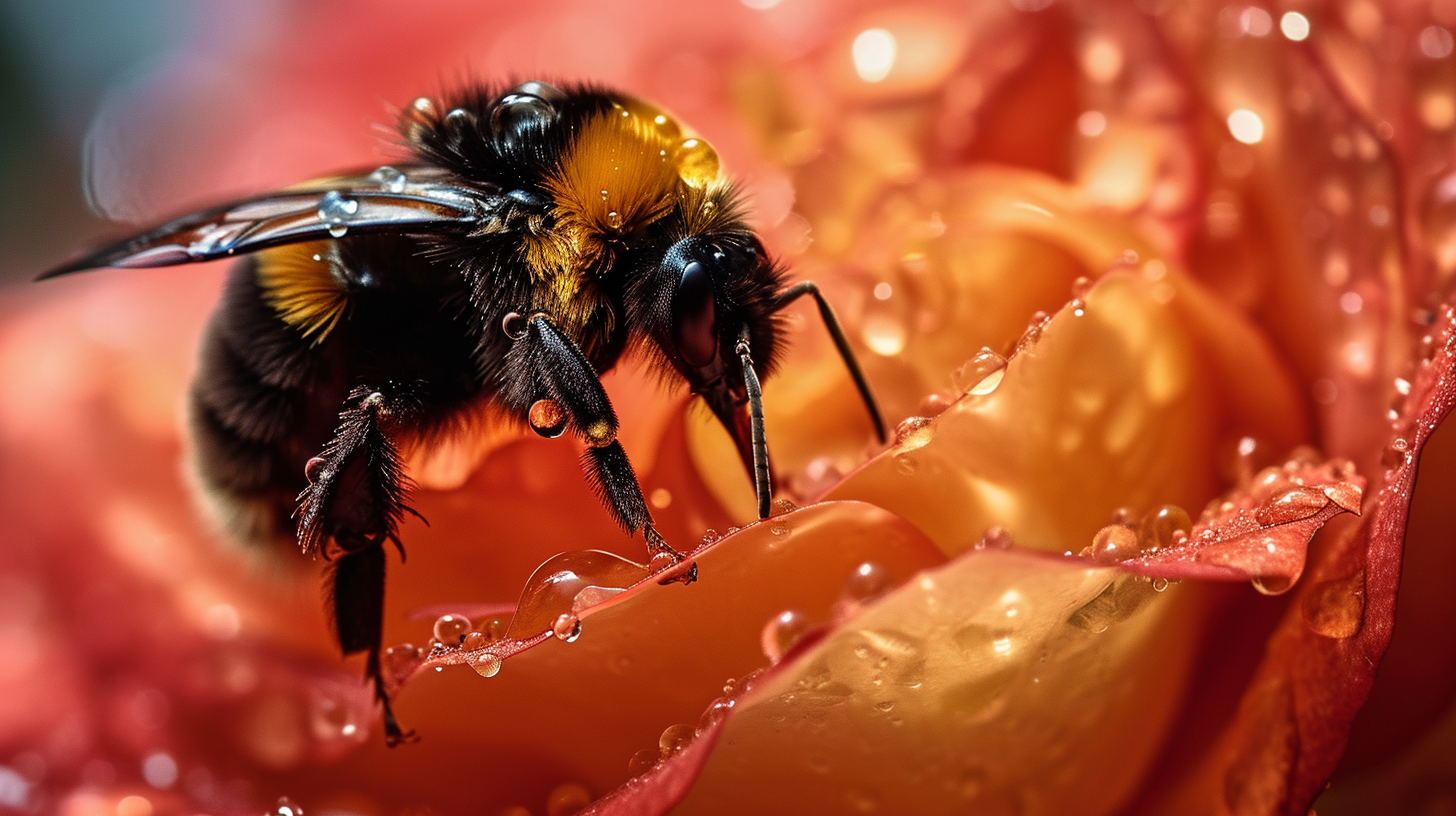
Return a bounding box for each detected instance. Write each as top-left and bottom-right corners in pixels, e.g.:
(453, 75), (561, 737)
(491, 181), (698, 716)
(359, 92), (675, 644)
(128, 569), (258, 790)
(508, 550), (649, 639)
(468, 652), (503, 678)
(1254, 487), (1329, 526)
(432, 614), (472, 645)
(953, 348), (1008, 395)
(1137, 505), (1192, 552)
(761, 609), (811, 664)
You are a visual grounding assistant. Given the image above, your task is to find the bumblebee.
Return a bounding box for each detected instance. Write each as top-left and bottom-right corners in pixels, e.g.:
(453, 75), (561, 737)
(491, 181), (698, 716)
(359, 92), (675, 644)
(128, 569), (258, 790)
(43, 81), (885, 744)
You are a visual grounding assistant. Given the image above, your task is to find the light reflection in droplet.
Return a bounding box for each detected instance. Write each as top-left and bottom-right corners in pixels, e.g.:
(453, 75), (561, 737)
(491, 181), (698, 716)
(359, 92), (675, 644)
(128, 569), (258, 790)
(1227, 109), (1265, 144)
(1280, 11), (1310, 41)
(853, 28), (898, 83)
(1239, 7), (1272, 36)
(1076, 110), (1107, 137)
(1421, 25), (1455, 59)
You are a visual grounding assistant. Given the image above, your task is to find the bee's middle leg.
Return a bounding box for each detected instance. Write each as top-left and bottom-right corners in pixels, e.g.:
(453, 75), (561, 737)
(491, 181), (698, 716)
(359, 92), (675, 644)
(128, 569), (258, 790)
(504, 314), (694, 578)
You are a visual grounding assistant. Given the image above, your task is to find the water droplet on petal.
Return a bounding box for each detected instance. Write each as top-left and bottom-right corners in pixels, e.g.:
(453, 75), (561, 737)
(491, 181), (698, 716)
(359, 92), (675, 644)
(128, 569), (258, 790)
(433, 614), (472, 645)
(697, 696), (735, 732)
(529, 398), (568, 438)
(1249, 574), (1291, 595)
(953, 348), (1009, 394)
(1089, 524), (1137, 563)
(1138, 505), (1192, 552)
(552, 613), (582, 642)
(510, 550), (649, 637)
(843, 561), (893, 603)
(545, 781), (592, 816)
(649, 552), (676, 573)
(468, 652), (502, 678)
(1255, 487), (1329, 526)
(272, 797), (304, 816)
(1150, 577), (1170, 592)
(761, 609), (811, 663)
(627, 748), (659, 776)
(975, 527), (1014, 550)
(894, 416), (935, 449)
(659, 723), (696, 757)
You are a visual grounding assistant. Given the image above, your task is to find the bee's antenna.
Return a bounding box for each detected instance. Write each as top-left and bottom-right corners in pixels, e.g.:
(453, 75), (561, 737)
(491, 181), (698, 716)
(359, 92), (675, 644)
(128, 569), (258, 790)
(770, 282), (887, 443)
(737, 327), (772, 520)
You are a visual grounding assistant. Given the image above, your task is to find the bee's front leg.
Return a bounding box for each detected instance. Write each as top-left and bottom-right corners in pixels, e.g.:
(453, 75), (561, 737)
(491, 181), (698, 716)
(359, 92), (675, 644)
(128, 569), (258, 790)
(501, 313), (695, 581)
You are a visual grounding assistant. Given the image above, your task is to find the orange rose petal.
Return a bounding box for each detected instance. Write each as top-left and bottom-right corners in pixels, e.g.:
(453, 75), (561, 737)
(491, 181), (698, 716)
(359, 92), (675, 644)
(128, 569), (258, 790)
(826, 259), (1304, 557)
(671, 550), (1200, 816)
(390, 502), (944, 814)
(1118, 457), (1364, 591)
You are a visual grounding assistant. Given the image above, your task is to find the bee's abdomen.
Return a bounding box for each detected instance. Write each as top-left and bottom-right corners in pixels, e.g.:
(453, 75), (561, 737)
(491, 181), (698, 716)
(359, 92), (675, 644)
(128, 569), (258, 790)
(188, 259), (339, 545)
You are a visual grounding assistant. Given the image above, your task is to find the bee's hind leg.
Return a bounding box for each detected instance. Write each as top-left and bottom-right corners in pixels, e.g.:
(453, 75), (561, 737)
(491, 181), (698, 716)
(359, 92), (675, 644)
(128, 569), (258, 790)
(297, 383), (426, 746)
(502, 313), (695, 582)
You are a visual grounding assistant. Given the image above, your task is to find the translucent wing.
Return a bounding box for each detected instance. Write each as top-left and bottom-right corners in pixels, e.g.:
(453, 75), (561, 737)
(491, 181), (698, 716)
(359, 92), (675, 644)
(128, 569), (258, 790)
(40, 165), (494, 279)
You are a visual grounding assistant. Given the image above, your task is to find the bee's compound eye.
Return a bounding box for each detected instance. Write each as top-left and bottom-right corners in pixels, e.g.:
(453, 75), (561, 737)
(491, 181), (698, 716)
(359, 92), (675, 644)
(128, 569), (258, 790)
(491, 93), (556, 143)
(672, 260), (718, 368)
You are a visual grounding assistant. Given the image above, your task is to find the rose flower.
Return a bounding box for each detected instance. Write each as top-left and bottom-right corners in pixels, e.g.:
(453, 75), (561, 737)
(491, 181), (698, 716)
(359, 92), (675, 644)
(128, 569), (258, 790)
(2, 1), (1455, 814)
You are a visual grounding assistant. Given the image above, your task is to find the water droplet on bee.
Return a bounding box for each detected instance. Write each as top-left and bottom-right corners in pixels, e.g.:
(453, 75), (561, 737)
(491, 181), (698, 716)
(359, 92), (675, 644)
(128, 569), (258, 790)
(674, 138), (720, 187)
(953, 348), (1008, 394)
(552, 613), (582, 642)
(368, 165), (407, 193)
(491, 93), (556, 144)
(545, 782), (591, 816)
(893, 416), (934, 450)
(468, 651), (502, 678)
(304, 457), (327, 483)
(659, 723), (696, 757)
(432, 614), (472, 645)
(317, 191), (358, 238)
(1089, 524), (1137, 563)
(1150, 577), (1171, 592)
(606, 210), (623, 229)
(843, 561), (893, 603)
(627, 748), (659, 776)
(762, 609), (811, 663)
(272, 797), (303, 816)
(1138, 505), (1192, 551)
(528, 399), (568, 438)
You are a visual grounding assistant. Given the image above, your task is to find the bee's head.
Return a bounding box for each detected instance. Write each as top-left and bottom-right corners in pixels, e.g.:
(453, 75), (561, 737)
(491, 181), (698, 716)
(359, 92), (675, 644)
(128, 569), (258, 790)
(640, 231), (785, 470)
